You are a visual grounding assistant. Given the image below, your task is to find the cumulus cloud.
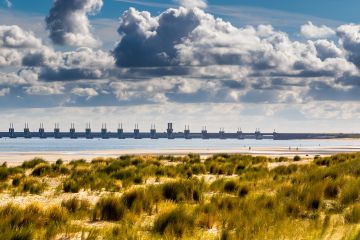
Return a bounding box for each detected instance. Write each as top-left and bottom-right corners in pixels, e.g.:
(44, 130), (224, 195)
(0, 24), (114, 84)
(0, 25), (42, 48)
(0, 88), (10, 96)
(71, 87), (99, 99)
(0, 71), (31, 86)
(3, 4), (360, 118)
(114, 7), (200, 67)
(114, 7), (354, 82)
(311, 39), (343, 60)
(45, 0), (103, 47)
(22, 47), (115, 81)
(176, 0), (207, 9)
(0, 25), (43, 67)
(109, 6), (360, 107)
(110, 80), (170, 103)
(300, 21), (335, 39)
(337, 24), (360, 68)
(25, 83), (65, 95)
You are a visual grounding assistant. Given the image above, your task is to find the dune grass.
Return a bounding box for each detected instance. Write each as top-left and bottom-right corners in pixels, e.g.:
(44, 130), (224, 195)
(0, 153), (359, 239)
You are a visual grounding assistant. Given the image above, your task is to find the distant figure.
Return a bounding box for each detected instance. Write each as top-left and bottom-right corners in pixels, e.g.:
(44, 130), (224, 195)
(249, 147), (251, 151)
(289, 146), (291, 151)
(296, 147), (299, 151)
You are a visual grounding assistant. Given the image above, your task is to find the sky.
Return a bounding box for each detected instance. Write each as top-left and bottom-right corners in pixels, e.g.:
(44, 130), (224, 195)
(1, 0), (360, 133)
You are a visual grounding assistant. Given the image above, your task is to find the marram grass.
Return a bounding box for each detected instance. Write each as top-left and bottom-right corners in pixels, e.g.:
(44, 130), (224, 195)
(0, 153), (359, 239)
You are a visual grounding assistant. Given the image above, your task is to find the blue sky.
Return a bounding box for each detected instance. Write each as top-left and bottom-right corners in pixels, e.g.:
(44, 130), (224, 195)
(2, 0), (360, 23)
(1, 0), (360, 132)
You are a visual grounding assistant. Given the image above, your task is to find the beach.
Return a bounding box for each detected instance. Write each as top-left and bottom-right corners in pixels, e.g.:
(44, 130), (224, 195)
(1, 145), (360, 166)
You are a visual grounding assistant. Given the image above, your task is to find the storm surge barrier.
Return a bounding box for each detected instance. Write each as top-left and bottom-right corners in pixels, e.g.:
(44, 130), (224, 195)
(0, 123), (354, 140)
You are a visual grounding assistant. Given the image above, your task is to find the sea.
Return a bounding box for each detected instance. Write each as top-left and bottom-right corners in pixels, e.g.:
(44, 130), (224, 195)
(0, 138), (360, 153)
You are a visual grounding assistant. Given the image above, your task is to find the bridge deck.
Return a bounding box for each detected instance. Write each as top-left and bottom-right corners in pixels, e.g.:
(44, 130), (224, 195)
(0, 132), (355, 140)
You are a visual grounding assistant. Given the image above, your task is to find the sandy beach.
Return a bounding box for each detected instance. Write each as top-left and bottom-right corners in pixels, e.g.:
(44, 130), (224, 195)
(1, 145), (360, 166)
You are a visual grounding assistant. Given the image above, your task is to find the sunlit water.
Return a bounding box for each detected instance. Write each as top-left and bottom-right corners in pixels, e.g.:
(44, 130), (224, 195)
(0, 138), (360, 153)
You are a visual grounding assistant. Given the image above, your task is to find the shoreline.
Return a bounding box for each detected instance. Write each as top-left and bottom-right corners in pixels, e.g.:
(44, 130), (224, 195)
(1, 146), (360, 166)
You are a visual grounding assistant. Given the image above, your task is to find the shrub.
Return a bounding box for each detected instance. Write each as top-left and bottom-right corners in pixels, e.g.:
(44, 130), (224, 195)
(188, 154), (201, 163)
(224, 180), (239, 193)
(196, 203), (218, 229)
(133, 175), (143, 184)
(161, 180), (202, 202)
(340, 180), (360, 205)
(59, 166), (70, 175)
(324, 181), (339, 199)
(12, 174), (23, 187)
(31, 163), (51, 177)
(315, 158), (332, 167)
(121, 189), (153, 214)
(220, 229), (234, 240)
(46, 206), (68, 223)
(111, 167), (136, 181)
(284, 201), (301, 217)
(278, 157), (289, 162)
(191, 164), (206, 174)
(22, 178), (45, 194)
(22, 158), (46, 169)
(238, 185), (250, 198)
(345, 204), (360, 223)
(93, 196), (126, 221)
(293, 156), (301, 162)
(0, 203), (70, 239)
(56, 159), (63, 165)
(153, 208), (194, 237)
(307, 195), (322, 210)
(0, 167), (9, 181)
(273, 165), (299, 176)
(215, 197), (239, 212)
(304, 184), (324, 210)
(69, 159), (87, 166)
(62, 197), (90, 213)
(14, 231), (33, 240)
(63, 179), (80, 193)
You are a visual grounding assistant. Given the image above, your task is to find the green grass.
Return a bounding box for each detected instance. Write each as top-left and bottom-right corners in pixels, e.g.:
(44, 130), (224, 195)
(21, 158), (47, 169)
(62, 197), (90, 215)
(153, 207), (195, 238)
(0, 153), (360, 239)
(161, 179), (203, 202)
(345, 204), (360, 224)
(93, 196), (126, 221)
(21, 177), (46, 194)
(63, 179), (80, 193)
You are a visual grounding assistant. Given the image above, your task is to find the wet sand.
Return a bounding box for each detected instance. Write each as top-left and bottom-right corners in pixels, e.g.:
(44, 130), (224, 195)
(1, 146), (360, 166)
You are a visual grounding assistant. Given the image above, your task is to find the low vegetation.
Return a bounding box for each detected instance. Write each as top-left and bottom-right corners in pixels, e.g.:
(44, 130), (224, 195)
(0, 153), (359, 239)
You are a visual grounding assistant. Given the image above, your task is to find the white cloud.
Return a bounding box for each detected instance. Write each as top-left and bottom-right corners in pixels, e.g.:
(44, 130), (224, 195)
(2, 4), (360, 132)
(45, 0), (103, 47)
(300, 21), (335, 39)
(337, 24), (360, 68)
(0, 25), (43, 67)
(0, 25), (42, 48)
(176, 0), (207, 9)
(0, 72), (29, 86)
(0, 88), (10, 96)
(71, 87), (99, 99)
(25, 83), (64, 95)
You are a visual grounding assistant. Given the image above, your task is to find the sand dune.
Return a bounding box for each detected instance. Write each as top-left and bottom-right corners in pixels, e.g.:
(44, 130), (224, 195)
(1, 145), (360, 166)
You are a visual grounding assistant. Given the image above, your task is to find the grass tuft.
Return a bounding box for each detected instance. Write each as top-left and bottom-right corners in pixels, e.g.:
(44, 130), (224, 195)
(153, 207), (194, 237)
(93, 196), (126, 221)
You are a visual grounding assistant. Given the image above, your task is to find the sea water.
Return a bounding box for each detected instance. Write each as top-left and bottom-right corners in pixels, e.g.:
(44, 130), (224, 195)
(0, 138), (360, 153)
